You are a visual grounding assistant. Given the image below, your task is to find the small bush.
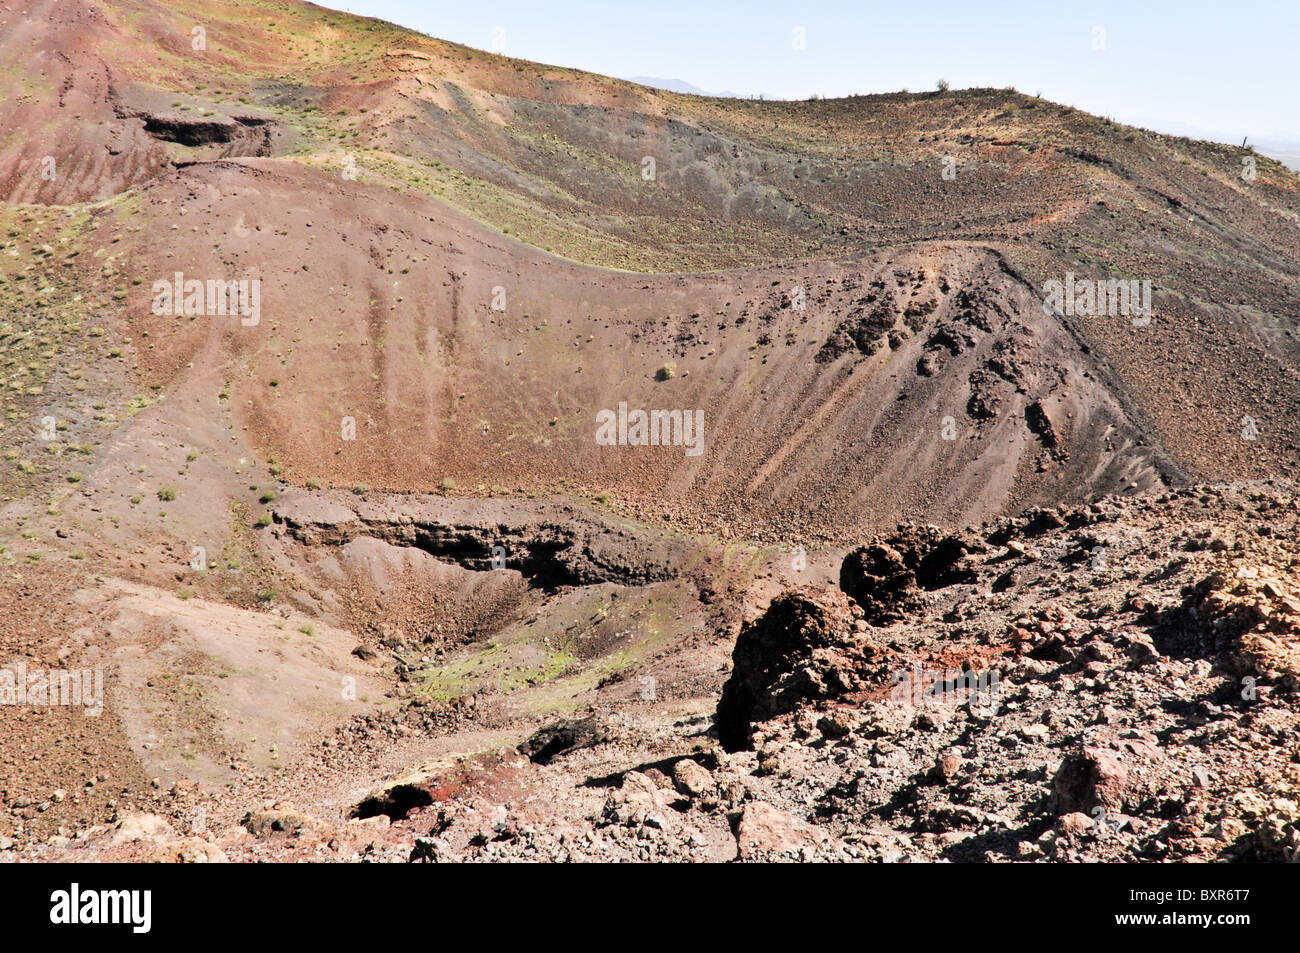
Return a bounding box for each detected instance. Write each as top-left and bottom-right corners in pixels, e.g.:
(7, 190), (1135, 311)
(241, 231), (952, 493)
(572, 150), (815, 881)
(157, 486), (177, 501)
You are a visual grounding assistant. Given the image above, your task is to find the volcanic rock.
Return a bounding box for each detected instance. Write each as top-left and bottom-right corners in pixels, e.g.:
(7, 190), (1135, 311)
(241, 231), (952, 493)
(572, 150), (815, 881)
(520, 715), (611, 765)
(840, 526), (980, 625)
(715, 586), (893, 750)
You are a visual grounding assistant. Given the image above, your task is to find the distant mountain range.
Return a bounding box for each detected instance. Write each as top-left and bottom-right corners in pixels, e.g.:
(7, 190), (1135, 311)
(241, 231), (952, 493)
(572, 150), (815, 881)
(1253, 138), (1300, 172)
(625, 76), (750, 98)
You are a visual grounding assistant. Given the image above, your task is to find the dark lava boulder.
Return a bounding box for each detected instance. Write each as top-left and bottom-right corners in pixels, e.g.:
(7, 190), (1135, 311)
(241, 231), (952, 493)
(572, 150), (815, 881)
(839, 525), (980, 625)
(715, 586), (893, 751)
(519, 715), (611, 765)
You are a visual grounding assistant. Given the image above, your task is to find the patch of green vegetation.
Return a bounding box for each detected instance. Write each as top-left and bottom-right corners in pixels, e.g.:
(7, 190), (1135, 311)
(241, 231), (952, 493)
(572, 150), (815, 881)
(349, 150), (807, 273)
(417, 638), (579, 703)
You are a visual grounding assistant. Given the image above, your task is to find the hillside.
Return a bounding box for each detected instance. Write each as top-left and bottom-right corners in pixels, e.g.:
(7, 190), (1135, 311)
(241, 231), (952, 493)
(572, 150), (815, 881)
(0, 0), (1297, 862)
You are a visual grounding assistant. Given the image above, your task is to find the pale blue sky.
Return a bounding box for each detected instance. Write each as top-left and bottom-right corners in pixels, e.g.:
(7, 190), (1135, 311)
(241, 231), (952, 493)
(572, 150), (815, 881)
(326, 0), (1298, 145)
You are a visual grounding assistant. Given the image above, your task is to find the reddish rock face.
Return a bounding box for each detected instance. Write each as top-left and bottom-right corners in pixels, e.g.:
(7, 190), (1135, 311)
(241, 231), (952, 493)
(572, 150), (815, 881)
(735, 802), (834, 861)
(1184, 569), (1300, 686)
(1051, 736), (1164, 814)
